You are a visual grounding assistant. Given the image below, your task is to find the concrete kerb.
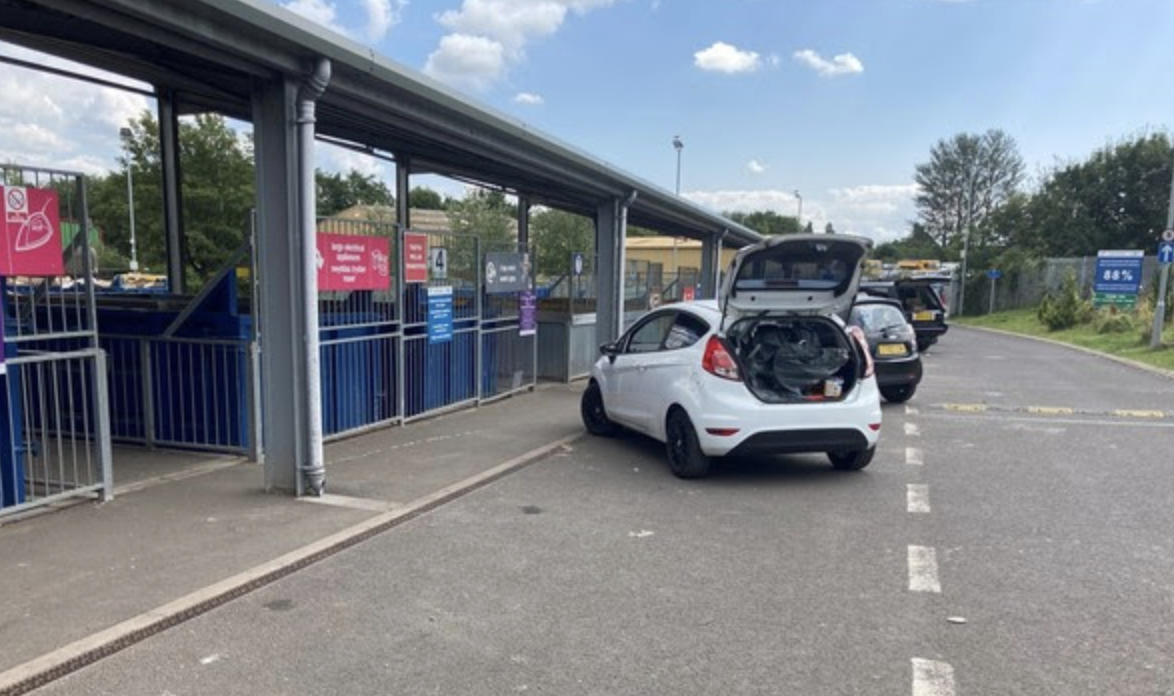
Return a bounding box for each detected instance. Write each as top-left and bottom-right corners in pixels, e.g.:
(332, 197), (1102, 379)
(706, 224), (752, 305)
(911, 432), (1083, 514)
(957, 324), (1174, 381)
(0, 432), (584, 696)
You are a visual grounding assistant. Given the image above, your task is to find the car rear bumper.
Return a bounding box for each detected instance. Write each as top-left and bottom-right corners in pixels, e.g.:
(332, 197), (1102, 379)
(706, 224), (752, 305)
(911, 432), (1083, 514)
(691, 375), (882, 457)
(725, 428), (870, 457)
(875, 356), (922, 388)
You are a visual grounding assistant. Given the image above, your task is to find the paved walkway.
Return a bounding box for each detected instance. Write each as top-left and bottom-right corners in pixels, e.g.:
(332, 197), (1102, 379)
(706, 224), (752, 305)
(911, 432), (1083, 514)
(0, 383), (585, 693)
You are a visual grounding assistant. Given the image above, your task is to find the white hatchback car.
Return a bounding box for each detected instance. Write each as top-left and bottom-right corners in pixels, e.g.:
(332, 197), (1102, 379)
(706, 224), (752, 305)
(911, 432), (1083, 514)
(581, 234), (882, 478)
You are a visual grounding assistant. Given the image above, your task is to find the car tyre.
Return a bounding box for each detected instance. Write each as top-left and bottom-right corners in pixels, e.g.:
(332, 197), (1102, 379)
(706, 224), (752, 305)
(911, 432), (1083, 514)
(880, 384), (917, 403)
(917, 337), (936, 352)
(665, 409), (711, 479)
(581, 381), (618, 436)
(828, 446), (875, 471)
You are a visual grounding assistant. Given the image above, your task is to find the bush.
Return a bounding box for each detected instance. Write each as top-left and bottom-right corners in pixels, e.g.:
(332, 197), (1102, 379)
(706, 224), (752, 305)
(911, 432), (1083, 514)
(1038, 269), (1092, 331)
(1092, 307), (1135, 334)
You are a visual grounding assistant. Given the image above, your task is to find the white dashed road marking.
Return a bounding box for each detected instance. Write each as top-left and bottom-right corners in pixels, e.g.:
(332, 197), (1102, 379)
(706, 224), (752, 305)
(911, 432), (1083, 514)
(905, 422), (921, 437)
(906, 447), (923, 466)
(908, 545), (941, 593)
(907, 484), (931, 513)
(905, 405), (920, 416)
(912, 658), (956, 696)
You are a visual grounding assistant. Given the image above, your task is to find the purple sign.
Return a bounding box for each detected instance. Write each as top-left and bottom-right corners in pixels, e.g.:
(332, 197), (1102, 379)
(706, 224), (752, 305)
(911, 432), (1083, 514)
(519, 290), (536, 337)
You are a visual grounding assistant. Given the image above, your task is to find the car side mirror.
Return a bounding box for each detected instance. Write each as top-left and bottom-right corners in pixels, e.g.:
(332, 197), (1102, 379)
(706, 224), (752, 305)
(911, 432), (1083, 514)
(600, 341), (620, 364)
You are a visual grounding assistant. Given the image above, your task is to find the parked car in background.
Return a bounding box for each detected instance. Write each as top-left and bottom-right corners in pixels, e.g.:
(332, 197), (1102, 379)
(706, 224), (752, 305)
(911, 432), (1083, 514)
(581, 235), (882, 478)
(858, 277), (949, 351)
(848, 296), (922, 403)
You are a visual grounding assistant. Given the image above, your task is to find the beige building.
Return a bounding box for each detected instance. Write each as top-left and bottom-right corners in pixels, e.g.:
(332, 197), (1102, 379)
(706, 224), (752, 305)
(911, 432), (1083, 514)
(625, 235), (739, 273)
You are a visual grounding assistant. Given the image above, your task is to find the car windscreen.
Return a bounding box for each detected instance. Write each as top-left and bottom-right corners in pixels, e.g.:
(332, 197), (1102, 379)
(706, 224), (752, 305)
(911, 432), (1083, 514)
(849, 304), (907, 332)
(897, 283), (945, 312)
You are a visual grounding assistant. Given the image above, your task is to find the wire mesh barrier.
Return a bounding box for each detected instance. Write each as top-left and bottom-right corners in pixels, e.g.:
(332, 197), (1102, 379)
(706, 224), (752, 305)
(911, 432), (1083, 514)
(0, 165), (112, 518)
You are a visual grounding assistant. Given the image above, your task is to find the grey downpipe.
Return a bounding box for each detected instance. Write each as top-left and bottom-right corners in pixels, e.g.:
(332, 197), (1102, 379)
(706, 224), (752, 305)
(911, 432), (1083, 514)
(615, 190), (637, 338)
(297, 58), (331, 496)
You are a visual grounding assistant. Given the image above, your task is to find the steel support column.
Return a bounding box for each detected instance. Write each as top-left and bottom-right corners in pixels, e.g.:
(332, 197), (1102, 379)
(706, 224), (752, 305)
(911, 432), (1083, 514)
(396, 155), (411, 230)
(700, 231), (721, 299)
(157, 90), (186, 293)
(595, 192), (636, 346)
(252, 77), (305, 493)
(517, 195), (531, 249)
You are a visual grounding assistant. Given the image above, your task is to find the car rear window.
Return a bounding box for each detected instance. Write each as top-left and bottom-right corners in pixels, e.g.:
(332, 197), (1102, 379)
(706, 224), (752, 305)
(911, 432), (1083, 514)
(850, 304), (906, 331)
(733, 242), (857, 294)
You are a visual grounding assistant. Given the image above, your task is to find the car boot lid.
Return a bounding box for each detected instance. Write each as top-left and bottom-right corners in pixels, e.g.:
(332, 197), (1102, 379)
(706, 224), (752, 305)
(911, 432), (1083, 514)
(721, 234), (872, 323)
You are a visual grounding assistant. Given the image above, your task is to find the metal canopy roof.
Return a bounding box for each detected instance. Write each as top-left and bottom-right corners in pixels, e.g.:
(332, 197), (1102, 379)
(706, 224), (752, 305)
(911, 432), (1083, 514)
(0, 0), (761, 247)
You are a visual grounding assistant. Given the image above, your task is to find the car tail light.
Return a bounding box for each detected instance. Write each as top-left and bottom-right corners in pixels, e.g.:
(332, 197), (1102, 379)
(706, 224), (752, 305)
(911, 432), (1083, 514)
(706, 427), (741, 436)
(702, 336), (741, 381)
(847, 326), (875, 378)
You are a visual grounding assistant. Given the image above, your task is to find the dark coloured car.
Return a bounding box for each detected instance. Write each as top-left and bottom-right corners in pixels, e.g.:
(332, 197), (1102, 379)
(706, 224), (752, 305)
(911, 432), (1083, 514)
(847, 296), (922, 403)
(858, 278), (949, 351)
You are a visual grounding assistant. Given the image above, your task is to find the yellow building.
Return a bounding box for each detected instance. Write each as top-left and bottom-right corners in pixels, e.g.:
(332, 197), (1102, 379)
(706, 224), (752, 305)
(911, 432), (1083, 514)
(624, 236), (739, 273)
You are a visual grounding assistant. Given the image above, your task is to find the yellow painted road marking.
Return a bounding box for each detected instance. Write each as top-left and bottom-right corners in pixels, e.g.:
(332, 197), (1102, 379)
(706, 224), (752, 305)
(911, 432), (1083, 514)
(942, 403), (988, 413)
(1027, 406), (1075, 415)
(1113, 409), (1166, 419)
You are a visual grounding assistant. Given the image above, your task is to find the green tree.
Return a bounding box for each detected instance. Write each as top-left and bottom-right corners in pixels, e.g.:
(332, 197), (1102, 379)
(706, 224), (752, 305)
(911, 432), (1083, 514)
(725, 210), (801, 236)
(531, 208), (594, 276)
(1011, 133), (1172, 257)
(87, 111), (255, 283)
(316, 170), (393, 216)
(915, 129), (1025, 250)
(409, 186), (445, 210)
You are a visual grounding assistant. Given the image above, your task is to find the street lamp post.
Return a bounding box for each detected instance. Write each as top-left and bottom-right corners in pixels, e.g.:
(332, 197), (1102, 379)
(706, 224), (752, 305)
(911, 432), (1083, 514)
(672, 135), (684, 195)
(794, 189), (803, 230)
(119, 127), (139, 272)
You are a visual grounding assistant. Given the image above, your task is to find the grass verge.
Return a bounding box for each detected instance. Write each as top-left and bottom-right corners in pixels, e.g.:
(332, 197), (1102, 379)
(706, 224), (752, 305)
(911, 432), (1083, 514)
(954, 308), (1174, 373)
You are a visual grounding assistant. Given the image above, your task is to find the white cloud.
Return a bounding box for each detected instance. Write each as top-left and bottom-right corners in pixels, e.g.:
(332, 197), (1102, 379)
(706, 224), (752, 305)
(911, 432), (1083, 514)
(684, 184), (916, 243)
(282, 0), (349, 36)
(793, 49), (864, 78)
(282, 0), (403, 42)
(694, 42), (762, 74)
(360, 0), (406, 42)
(0, 46), (151, 176)
(746, 159), (767, 175)
(514, 92), (545, 105)
(424, 34), (507, 92)
(426, 0), (620, 90)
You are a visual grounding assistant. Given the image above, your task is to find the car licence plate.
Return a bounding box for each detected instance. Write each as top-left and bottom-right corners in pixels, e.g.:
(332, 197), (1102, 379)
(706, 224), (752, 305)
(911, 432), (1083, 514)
(878, 343), (908, 356)
(913, 311), (935, 322)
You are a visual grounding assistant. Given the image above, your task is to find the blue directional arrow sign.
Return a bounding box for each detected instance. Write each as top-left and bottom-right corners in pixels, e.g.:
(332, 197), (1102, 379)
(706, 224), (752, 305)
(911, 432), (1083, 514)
(1159, 241), (1174, 265)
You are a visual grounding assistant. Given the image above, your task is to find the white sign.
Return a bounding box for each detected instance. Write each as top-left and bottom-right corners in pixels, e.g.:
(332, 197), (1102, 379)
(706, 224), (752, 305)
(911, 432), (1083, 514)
(1162, 229), (1174, 242)
(429, 246), (448, 280)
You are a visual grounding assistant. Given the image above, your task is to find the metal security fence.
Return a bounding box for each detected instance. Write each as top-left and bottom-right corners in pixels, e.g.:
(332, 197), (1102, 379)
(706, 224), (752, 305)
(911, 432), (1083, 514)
(481, 242), (537, 402)
(1, 165), (112, 518)
(102, 335), (259, 457)
(317, 217), (400, 439)
(0, 349), (112, 516)
(401, 229), (480, 421)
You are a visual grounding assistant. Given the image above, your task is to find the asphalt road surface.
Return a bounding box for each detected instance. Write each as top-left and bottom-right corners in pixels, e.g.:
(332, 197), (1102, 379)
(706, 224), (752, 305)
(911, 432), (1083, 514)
(38, 327), (1174, 695)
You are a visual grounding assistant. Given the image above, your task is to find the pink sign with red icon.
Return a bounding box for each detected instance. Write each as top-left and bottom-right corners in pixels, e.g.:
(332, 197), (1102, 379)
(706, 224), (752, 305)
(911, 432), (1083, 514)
(316, 232), (392, 291)
(0, 186), (65, 277)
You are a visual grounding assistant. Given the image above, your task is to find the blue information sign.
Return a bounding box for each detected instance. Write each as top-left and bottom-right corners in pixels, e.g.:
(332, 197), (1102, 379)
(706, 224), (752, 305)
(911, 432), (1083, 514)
(1093, 250), (1144, 309)
(986, 269), (1002, 280)
(1159, 241), (1174, 265)
(427, 285), (453, 344)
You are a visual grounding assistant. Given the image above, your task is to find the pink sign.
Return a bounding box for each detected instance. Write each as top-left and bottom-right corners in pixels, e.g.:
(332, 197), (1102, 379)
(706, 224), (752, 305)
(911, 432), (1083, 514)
(316, 232), (391, 291)
(403, 232), (428, 284)
(682, 285), (695, 302)
(0, 186), (65, 276)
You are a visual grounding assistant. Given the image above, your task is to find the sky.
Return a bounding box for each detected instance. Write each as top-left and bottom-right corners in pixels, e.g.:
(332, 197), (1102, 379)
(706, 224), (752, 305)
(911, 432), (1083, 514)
(2, 0), (1173, 242)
